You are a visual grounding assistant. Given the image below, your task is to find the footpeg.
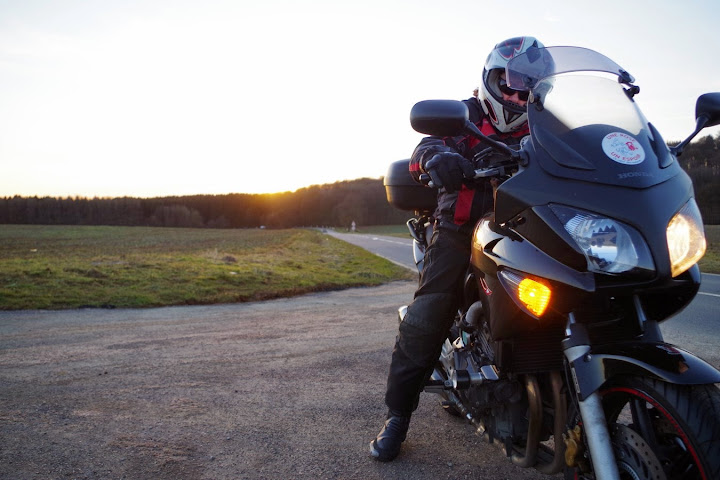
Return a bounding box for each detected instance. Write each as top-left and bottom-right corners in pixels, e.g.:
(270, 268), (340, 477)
(451, 365), (499, 389)
(424, 369), (455, 393)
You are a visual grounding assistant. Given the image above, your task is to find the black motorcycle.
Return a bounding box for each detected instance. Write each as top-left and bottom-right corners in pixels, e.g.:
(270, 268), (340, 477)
(384, 46), (720, 479)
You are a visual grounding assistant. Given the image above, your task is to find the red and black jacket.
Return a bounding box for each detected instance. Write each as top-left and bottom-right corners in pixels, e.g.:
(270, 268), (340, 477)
(409, 98), (528, 234)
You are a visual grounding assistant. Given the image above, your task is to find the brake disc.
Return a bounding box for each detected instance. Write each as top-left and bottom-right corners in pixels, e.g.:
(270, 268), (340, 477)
(611, 424), (666, 480)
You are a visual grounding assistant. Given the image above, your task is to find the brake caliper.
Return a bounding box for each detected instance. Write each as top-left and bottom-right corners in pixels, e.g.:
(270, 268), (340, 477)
(564, 424), (590, 472)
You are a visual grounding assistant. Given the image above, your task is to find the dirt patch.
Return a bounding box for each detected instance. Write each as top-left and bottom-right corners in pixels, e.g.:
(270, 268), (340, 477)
(0, 281), (553, 479)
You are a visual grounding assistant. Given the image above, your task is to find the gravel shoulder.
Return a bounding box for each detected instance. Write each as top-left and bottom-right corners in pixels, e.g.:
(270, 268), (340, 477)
(0, 281), (552, 480)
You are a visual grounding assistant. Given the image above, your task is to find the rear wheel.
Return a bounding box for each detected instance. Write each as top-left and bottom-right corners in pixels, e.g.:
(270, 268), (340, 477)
(570, 376), (720, 479)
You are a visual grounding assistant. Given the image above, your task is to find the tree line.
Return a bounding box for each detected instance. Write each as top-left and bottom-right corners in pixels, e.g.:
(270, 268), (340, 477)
(672, 133), (720, 224)
(2, 134), (719, 228)
(0, 178), (409, 229)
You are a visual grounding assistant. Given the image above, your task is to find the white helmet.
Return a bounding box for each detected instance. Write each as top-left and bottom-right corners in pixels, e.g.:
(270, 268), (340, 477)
(480, 36), (544, 133)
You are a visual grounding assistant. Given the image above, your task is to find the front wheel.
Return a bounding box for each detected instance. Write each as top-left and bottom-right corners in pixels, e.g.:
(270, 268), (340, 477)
(570, 376), (720, 480)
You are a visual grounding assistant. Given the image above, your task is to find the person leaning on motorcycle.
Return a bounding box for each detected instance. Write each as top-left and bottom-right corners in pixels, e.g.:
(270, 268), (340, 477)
(370, 36), (544, 462)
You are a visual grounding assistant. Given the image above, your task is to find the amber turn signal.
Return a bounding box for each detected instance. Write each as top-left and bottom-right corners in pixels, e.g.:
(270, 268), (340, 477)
(517, 278), (552, 317)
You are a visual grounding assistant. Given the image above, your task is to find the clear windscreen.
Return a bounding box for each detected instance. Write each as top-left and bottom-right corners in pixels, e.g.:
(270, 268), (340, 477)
(531, 74), (647, 137)
(505, 46), (632, 91)
(504, 46), (676, 188)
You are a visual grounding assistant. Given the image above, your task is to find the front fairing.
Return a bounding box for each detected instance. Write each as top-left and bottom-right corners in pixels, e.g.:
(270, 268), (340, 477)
(468, 48), (702, 334)
(468, 47), (705, 349)
(490, 48), (696, 281)
(526, 74), (680, 188)
(505, 46), (681, 189)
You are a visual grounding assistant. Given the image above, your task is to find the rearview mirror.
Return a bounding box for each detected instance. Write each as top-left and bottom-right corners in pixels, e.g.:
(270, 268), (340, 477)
(696, 92), (720, 128)
(410, 100), (469, 137)
(671, 92), (720, 156)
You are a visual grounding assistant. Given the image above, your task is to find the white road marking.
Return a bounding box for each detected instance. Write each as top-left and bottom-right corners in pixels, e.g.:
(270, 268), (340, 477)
(369, 236), (411, 246)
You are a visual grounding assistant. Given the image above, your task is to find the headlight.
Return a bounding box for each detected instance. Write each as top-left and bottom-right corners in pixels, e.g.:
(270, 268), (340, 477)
(550, 204), (655, 276)
(667, 199), (706, 277)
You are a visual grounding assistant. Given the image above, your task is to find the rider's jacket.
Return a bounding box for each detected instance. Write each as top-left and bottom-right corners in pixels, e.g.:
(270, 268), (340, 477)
(409, 98), (528, 234)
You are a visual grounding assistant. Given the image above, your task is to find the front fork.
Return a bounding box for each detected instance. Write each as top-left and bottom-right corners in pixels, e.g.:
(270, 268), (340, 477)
(564, 309), (624, 480)
(564, 337), (621, 480)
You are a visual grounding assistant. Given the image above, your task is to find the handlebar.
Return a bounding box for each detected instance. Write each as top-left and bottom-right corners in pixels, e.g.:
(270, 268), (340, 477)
(419, 161), (516, 187)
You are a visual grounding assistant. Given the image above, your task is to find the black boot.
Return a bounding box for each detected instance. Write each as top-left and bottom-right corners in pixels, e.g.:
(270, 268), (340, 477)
(369, 412), (411, 462)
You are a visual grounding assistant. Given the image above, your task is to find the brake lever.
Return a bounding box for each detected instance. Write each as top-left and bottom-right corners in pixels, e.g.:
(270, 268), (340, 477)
(473, 167), (504, 178)
(420, 167), (503, 188)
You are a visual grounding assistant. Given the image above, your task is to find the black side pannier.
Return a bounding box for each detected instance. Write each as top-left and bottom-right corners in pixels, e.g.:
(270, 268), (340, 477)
(383, 159), (437, 212)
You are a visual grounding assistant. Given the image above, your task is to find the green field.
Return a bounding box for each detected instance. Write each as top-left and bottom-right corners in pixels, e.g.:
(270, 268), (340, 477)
(2, 223), (717, 311)
(0, 225), (413, 310)
(350, 224), (409, 238)
(701, 225), (720, 274)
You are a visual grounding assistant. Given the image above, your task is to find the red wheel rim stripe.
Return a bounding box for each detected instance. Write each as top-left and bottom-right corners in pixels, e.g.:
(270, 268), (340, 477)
(602, 386), (707, 480)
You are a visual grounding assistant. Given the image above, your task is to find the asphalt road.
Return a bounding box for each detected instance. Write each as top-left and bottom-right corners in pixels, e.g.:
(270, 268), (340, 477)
(327, 230), (720, 369)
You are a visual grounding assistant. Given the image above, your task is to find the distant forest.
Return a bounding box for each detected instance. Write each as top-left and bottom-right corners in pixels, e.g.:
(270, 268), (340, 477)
(2, 134), (719, 228)
(673, 133), (720, 224)
(0, 178), (409, 229)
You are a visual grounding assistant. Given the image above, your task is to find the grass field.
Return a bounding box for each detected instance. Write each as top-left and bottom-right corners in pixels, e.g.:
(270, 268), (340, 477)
(2, 223), (717, 311)
(701, 225), (720, 273)
(0, 225), (413, 310)
(351, 224), (409, 238)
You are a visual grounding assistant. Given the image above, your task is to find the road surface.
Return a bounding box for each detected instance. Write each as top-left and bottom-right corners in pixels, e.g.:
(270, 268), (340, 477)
(0, 281), (555, 480)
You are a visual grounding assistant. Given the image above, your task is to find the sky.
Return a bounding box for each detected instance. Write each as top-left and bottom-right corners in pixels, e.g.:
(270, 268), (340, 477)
(1, 0), (719, 199)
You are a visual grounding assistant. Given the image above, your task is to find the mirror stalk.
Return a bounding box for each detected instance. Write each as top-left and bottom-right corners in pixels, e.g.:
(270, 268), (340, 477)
(464, 121), (522, 159)
(671, 116), (709, 157)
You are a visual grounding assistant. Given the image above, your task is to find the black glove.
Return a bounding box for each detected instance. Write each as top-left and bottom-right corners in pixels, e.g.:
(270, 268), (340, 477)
(423, 152), (475, 193)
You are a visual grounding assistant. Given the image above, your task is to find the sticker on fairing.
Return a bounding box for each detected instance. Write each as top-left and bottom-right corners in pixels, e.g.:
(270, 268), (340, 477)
(601, 132), (645, 165)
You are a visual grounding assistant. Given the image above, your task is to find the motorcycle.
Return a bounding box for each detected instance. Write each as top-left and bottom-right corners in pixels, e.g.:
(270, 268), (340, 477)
(383, 46), (720, 479)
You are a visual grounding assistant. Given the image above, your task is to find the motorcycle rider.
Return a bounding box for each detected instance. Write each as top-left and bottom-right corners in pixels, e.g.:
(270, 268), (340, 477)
(370, 36), (545, 462)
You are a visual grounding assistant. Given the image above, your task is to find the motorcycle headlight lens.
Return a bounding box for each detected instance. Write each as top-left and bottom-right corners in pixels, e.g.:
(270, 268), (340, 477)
(550, 205), (655, 276)
(667, 199), (706, 277)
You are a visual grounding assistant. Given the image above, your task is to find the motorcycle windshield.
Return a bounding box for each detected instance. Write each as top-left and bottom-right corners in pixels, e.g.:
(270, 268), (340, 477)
(505, 46), (632, 90)
(507, 47), (677, 188)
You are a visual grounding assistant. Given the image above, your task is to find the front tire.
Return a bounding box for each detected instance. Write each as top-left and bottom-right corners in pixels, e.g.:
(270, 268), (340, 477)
(571, 376), (720, 479)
